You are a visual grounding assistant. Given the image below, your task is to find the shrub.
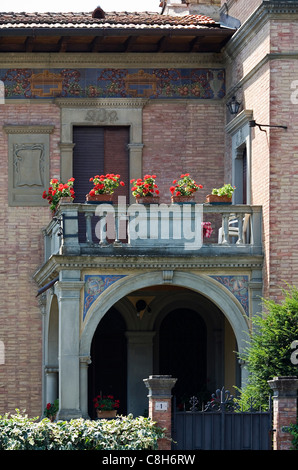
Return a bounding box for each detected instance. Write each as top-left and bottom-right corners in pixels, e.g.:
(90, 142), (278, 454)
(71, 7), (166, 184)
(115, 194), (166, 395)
(237, 285), (298, 410)
(288, 423), (298, 450)
(0, 411), (164, 450)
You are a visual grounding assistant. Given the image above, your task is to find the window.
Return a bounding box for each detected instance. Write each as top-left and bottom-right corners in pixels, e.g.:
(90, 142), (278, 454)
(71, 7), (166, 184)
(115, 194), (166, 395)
(73, 126), (129, 203)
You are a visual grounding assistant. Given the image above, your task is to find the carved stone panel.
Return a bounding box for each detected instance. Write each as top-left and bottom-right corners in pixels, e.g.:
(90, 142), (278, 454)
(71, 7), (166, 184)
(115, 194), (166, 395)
(4, 125), (53, 206)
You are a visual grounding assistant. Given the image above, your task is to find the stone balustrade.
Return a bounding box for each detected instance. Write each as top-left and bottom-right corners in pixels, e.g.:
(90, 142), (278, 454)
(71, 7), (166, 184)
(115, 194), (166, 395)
(43, 201), (262, 258)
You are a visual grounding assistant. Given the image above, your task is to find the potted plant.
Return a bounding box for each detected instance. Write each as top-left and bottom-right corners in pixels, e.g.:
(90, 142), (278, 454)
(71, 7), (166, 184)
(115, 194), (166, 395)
(93, 394), (120, 419)
(42, 178), (75, 213)
(44, 399), (59, 422)
(86, 173), (125, 203)
(170, 173), (203, 203)
(206, 184), (235, 204)
(130, 174), (160, 203)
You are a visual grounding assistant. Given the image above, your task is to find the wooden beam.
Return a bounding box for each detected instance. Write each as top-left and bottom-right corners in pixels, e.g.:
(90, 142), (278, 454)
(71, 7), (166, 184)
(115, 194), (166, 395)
(58, 36), (70, 52)
(25, 36), (34, 52)
(123, 36), (138, 52)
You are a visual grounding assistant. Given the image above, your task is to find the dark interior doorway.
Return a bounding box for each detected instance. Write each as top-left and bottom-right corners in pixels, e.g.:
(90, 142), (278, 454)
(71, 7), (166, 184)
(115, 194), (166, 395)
(88, 307), (127, 418)
(159, 308), (208, 409)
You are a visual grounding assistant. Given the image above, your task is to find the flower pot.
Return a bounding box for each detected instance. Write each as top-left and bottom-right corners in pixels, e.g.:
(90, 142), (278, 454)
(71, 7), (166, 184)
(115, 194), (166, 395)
(205, 194), (232, 204)
(135, 196), (160, 204)
(96, 409), (117, 419)
(59, 196), (73, 204)
(171, 195), (194, 204)
(86, 194), (113, 204)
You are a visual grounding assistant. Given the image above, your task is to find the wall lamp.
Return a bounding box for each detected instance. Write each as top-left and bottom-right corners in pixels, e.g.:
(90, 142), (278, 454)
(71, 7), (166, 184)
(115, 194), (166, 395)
(249, 120), (287, 131)
(226, 96), (241, 115)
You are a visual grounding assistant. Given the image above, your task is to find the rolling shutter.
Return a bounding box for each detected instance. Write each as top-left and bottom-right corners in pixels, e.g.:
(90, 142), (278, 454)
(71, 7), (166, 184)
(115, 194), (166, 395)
(72, 126), (129, 241)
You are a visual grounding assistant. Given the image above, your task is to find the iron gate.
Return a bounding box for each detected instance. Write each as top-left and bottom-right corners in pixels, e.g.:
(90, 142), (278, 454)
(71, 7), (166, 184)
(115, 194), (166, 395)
(172, 387), (272, 450)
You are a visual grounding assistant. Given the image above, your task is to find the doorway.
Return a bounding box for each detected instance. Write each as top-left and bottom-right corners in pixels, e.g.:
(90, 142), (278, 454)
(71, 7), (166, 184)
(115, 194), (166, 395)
(88, 307), (127, 418)
(159, 308), (208, 408)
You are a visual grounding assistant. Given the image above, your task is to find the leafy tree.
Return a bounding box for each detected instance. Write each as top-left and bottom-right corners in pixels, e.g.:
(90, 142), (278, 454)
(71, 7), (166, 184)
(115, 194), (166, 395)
(238, 285), (298, 410)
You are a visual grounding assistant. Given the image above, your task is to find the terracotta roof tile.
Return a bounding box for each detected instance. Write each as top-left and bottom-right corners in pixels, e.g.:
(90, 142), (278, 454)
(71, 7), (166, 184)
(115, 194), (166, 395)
(0, 11), (219, 30)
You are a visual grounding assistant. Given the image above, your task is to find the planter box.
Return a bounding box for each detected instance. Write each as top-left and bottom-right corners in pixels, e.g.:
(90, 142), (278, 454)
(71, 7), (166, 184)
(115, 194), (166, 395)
(205, 194), (232, 204)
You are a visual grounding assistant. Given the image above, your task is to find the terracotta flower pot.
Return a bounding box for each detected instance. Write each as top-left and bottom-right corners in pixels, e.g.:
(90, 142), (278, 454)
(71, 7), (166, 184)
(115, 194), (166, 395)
(135, 196), (160, 204)
(59, 196), (73, 204)
(96, 409), (117, 419)
(171, 195), (194, 204)
(205, 194), (232, 204)
(86, 193), (113, 203)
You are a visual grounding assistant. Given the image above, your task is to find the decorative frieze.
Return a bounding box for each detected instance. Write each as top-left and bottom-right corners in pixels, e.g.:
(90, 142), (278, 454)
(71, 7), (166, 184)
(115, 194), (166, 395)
(0, 67), (225, 100)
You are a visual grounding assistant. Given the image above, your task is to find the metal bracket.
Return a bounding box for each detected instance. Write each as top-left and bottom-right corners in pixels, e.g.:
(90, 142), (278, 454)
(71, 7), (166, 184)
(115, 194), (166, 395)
(249, 120), (287, 132)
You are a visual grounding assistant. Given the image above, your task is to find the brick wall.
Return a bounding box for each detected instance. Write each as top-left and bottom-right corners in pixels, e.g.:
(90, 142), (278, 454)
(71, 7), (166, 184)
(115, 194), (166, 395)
(225, 19), (271, 295)
(266, 20), (298, 301)
(224, 13), (298, 301)
(0, 103), (60, 417)
(0, 98), (226, 417)
(143, 101), (225, 204)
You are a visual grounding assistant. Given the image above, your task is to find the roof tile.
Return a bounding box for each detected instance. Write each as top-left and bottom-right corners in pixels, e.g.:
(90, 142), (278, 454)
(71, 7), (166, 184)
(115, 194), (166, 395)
(0, 11), (219, 30)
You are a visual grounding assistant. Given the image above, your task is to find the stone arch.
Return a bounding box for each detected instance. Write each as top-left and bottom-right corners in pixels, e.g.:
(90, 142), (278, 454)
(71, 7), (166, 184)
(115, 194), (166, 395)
(148, 289), (227, 393)
(44, 293), (59, 406)
(80, 270), (249, 362)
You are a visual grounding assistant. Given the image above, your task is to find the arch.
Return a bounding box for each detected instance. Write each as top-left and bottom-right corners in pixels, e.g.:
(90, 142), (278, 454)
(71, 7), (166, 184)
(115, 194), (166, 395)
(43, 293), (59, 407)
(80, 270), (249, 360)
(47, 294), (59, 367)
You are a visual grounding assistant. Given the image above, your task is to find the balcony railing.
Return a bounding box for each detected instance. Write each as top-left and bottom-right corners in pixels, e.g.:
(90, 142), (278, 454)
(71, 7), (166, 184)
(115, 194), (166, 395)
(43, 202), (262, 260)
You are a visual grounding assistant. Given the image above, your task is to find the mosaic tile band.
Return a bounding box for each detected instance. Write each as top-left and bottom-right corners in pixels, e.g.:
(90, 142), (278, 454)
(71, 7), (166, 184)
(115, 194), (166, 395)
(1, 68), (225, 100)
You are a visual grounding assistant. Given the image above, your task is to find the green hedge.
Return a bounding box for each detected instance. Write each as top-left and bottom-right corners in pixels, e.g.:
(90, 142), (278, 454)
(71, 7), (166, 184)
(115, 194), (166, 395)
(0, 410), (164, 450)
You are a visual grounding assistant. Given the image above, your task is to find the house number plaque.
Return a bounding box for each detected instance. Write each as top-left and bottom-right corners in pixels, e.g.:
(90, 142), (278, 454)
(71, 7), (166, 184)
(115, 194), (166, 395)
(155, 401), (168, 411)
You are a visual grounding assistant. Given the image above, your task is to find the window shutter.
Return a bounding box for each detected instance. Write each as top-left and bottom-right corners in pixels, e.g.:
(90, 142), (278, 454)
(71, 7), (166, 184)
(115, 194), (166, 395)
(73, 126), (105, 202)
(72, 126), (129, 242)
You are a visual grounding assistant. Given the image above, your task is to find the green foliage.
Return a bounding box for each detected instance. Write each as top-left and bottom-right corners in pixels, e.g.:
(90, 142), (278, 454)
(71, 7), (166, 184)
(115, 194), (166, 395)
(288, 423), (298, 450)
(0, 411), (164, 450)
(211, 183), (235, 198)
(238, 285), (298, 410)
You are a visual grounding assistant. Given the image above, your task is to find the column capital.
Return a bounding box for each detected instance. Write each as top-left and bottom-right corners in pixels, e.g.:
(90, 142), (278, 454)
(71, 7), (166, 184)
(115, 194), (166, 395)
(268, 376), (298, 398)
(143, 375), (177, 398)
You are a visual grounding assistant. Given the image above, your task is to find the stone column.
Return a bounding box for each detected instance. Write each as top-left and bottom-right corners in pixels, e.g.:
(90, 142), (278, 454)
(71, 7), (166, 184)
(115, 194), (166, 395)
(268, 376), (298, 450)
(143, 375), (177, 450)
(80, 355), (91, 419)
(126, 332), (155, 417)
(45, 366), (58, 405)
(55, 271), (84, 420)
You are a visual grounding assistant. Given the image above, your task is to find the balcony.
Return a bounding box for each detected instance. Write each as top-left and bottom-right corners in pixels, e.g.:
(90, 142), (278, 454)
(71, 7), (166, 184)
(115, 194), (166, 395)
(43, 201), (262, 260)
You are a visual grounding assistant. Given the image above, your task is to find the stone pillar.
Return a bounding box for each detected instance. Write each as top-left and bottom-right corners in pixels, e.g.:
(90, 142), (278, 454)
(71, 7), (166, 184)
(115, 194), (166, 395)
(80, 355), (91, 419)
(143, 375), (177, 450)
(268, 376), (298, 450)
(45, 366), (58, 405)
(126, 332), (155, 417)
(55, 271), (85, 420)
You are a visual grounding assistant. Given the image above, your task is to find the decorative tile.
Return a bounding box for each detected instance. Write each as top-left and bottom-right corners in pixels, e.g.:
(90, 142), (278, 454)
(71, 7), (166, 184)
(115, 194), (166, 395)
(83, 274), (126, 320)
(0, 67), (225, 100)
(210, 275), (249, 316)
